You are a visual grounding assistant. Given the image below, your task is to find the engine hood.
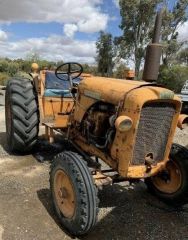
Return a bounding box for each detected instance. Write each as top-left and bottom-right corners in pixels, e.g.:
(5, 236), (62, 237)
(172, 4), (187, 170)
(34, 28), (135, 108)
(79, 76), (178, 105)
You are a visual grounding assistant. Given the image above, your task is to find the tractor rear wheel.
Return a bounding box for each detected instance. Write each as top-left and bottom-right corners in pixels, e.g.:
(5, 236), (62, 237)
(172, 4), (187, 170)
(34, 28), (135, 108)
(50, 151), (99, 236)
(145, 143), (188, 206)
(5, 78), (39, 153)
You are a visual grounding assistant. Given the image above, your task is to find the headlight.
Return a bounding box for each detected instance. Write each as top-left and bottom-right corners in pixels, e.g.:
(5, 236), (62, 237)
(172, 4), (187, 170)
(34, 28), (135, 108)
(115, 116), (133, 132)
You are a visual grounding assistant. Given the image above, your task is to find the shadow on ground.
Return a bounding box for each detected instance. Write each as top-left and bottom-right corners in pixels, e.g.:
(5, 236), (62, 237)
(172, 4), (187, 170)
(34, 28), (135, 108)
(32, 135), (72, 163)
(0, 132), (10, 157)
(37, 183), (188, 240)
(1, 126), (188, 239)
(37, 188), (76, 239)
(0, 131), (67, 162)
(37, 188), (58, 224)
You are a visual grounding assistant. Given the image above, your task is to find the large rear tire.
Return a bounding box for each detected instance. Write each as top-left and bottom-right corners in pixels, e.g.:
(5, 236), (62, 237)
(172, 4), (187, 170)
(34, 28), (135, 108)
(50, 151), (99, 236)
(5, 78), (39, 153)
(145, 143), (188, 206)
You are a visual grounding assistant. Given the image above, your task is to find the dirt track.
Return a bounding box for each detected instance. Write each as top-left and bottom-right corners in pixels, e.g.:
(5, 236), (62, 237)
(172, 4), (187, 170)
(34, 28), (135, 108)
(1, 89), (188, 240)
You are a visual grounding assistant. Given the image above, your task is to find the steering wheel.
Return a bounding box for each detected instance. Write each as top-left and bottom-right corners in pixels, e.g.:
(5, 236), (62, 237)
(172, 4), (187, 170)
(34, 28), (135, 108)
(55, 62), (83, 81)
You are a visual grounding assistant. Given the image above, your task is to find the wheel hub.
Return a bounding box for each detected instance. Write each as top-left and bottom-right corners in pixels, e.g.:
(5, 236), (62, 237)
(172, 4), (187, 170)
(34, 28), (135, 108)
(152, 160), (182, 194)
(159, 170), (170, 182)
(59, 187), (69, 199)
(54, 170), (76, 218)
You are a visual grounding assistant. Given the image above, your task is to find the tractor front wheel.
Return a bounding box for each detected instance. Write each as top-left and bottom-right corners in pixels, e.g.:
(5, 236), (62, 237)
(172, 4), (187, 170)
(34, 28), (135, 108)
(5, 78), (39, 153)
(145, 143), (188, 206)
(50, 151), (99, 236)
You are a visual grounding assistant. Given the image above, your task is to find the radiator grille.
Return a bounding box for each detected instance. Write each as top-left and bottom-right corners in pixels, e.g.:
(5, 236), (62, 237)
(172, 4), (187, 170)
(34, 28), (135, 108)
(132, 102), (176, 165)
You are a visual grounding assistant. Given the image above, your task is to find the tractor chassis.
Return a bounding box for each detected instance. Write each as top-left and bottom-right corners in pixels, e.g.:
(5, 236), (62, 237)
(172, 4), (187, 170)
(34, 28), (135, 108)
(43, 122), (133, 188)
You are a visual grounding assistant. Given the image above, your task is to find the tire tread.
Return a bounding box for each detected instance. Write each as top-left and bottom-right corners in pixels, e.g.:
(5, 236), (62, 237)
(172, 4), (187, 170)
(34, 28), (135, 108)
(5, 77), (39, 152)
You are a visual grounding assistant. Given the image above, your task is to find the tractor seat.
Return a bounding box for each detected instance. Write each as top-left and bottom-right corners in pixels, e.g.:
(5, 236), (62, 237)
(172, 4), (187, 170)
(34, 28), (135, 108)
(44, 71), (81, 98)
(44, 89), (72, 97)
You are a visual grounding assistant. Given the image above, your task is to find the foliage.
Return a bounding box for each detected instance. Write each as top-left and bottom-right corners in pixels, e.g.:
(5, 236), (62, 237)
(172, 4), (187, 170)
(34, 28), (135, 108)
(177, 47), (188, 65)
(82, 64), (98, 75)
(96, 31), (114, 77)
(0, 59), (9, 72)
(158, 65), (188, 93)
(0, 56), (99, 85)
(115, 0), (162, 78)
(161, 1), (188, 65)
(7, 62), (19, 76)
(0, 54), (57, 85)
(113, 63), (129, 79)
(0, 72), (9, 86)
(0, 56), (56, 73)
(114, 0), (188, 77)
(25, 52), (39, 62)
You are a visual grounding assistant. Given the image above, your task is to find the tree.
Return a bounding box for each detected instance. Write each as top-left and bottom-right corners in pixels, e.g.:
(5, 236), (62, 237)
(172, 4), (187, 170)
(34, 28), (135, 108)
(115, 0), (162, 78)
(177, 47), (188, 65)
(24, 52), (56, 71)
(96, 31), (114, 77)
(113, 63), (129, 79)
(82, 64), (98, 75)
(161, 0), (188, 66)
(26, 52), (40, 62)
(158, 65), (188, 93)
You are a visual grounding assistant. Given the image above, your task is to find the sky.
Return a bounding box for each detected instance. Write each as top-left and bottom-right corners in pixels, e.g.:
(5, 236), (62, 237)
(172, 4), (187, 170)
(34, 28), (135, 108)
(0, 0), (187, 64)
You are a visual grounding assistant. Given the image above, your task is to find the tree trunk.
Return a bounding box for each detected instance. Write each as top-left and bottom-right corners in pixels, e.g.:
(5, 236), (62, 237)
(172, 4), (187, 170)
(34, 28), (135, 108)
(134, 53), (142, 79)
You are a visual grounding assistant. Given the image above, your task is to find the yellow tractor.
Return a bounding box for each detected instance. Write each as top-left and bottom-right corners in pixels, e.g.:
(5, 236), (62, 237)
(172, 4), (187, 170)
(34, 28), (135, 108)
(5, 11), (188, 236)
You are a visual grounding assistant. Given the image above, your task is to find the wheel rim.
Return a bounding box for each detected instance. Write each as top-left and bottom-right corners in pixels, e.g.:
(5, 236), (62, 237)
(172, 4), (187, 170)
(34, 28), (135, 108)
(152, 160), (182, 194)
(54, 169), (76, 218)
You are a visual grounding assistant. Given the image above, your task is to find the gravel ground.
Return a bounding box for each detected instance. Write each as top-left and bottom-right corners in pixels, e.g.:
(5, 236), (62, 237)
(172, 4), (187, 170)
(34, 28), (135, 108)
(0, 89), (188, 240)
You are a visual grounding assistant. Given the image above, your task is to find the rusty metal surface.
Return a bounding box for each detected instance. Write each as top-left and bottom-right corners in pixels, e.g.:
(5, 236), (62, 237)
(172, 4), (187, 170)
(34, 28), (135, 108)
(142, 43), (162, 82)
(36, 65), (182, 179)
(79, 77), (150, 105)
(177, 114), (188, 129)
(152, 10), (163, 43)
(92, 171), (113, 187)
(110, 85), (181, 177)
(143, 10), (163, 82)
(132, 102), (176, 165)
(74, 77), (159, 123)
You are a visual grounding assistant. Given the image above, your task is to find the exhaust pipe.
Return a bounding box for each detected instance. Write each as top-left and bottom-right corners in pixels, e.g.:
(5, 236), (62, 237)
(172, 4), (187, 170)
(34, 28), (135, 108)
(142, 10), (163, 82)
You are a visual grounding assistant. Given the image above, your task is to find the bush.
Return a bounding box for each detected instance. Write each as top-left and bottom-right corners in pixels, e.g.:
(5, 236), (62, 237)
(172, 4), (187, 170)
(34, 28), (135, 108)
(0, 59), (8, 72)
(0, 72), (10, 86)
(158, 65), (188, 93)
(113, 64), (129, 79)
(7, 62), (19, 76)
